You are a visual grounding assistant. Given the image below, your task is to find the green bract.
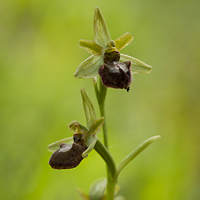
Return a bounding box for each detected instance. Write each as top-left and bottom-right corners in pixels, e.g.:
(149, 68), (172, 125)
(74, 7), (152, 79)
(89, 178), (107, 200)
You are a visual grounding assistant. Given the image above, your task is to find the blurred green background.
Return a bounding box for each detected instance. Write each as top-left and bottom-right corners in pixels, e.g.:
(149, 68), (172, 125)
(1, 0), (200, 199)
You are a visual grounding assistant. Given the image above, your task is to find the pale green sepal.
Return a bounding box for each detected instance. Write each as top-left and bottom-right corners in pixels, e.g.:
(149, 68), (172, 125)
(76, 188), (90, 200)
(88, 117), (104, 136)
(89, 178), (107, 200)
(81, 88), (96, 128)
(114, 32), (134, 51)
(74, 55), (103, 78)
(47, 137), (73, 152)
(94, 7), (111, 47)
(82, 135), (97, 158)
(120, 54), (152, 74)
(79, 40), (103, 55)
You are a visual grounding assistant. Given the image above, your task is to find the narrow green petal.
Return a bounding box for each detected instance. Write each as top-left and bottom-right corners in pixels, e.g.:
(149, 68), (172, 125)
(74, 55), (103, 78)
(114, 32), (134, 51)
(93, 7), (111, 47)
(88, 117), (104, 136)
(47, 137), (73, 152)
(81, 88), (96, 128)
(120, 54), (152, 74)
(79, 40), (103, 55)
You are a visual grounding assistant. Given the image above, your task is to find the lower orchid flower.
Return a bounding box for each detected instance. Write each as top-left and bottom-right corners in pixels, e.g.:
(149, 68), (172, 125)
(48, 88), (104, 170)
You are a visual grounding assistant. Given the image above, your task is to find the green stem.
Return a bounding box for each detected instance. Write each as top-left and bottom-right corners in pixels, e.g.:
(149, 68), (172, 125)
(93, 79), (117, 200)
(99, 77), (107, 104)
(94, 79), (108, 149)
(94, 139), (116, 178)
(93, 78), (100, 104)
(99, 104), (109, 149)
(99, 80), (108, 149)
(106, 178), (117, 200)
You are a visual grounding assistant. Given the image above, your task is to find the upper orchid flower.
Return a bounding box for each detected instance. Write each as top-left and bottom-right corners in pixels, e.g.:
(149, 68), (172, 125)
(74, 7), (152, 91)
(48, 88), (104, 169)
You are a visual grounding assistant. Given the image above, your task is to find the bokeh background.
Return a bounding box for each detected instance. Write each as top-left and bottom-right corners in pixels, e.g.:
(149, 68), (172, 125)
(1, 0), (200, 199)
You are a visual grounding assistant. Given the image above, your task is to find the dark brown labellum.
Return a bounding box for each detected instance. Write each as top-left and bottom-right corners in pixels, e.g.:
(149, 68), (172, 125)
(49, 143), (87, 169)
(98, 61), (132, 91)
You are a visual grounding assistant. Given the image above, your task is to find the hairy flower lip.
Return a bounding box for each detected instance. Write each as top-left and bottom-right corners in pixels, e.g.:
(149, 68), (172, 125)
(98, 60), (132, 91)
(49, 133), (87, 169)
(49, 142), (87, 169)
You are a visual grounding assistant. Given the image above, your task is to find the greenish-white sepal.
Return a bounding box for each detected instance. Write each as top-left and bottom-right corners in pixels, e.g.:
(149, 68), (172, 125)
(82, 135), (97, 158)
(89, 178), (107, 200)
(79, 40), (103, 55)
(120, 54), (152, 74)
(93, 7), (111, 48)
(88, 117), (104, 136)
(74, 55), (103, 78)
(81, 88), (96, 128)
(114, 32), (134, 51)
(76, 188), (90, 200)
(47, 137), (73, 152)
